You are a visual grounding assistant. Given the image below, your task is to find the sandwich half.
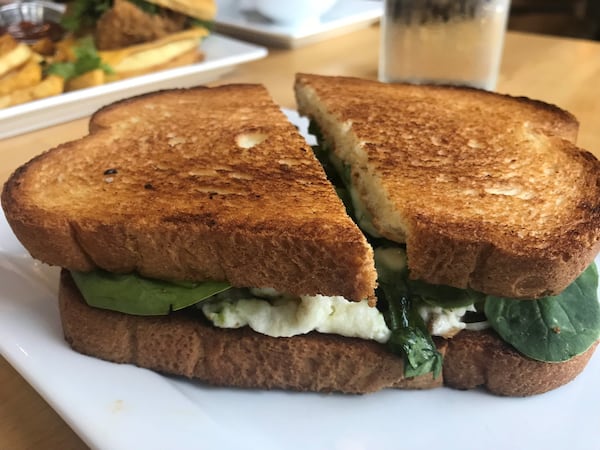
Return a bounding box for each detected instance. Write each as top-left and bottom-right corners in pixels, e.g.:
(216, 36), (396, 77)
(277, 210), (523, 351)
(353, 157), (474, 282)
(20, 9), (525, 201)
(2, 84), (447, 394)
(294, 73), (600, 396)
(4, 79), (600, 396)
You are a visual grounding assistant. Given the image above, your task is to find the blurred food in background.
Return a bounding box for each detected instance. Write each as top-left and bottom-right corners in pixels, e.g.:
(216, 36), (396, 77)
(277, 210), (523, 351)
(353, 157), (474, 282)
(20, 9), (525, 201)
(0, 0), (216, 108)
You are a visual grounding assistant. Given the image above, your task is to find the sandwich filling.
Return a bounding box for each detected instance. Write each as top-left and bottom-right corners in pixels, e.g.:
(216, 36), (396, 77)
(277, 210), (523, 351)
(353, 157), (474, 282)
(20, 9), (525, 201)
(68, 117), (600, 382)
(308, 120), (600, 378)
(70, 271), (393, 343)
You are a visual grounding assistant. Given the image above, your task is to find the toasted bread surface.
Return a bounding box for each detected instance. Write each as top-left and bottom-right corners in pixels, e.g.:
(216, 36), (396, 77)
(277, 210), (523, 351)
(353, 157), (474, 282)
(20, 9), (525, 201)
(149, 0), (216, 21)
(295, 73), (600, 298)
(1, 85), (376, 301)
(58, 271), (597, 395)
(444, 329), (598, 396)
(109, 46), (204, 80)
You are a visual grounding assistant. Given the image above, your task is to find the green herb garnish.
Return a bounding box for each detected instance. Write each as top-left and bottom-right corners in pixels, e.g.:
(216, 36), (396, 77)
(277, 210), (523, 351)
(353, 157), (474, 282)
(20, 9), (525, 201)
(46, 37), (113, 80)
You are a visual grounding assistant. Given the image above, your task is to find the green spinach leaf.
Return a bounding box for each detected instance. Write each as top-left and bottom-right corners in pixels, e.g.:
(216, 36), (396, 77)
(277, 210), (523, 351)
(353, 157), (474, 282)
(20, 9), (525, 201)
(381, 283), (443, 378)
(71, 270), (231, 316)
(410, 279), (485, 308)
(375, 247), (443, 378)
(190, 18), (215, 31)
(129, 0), (160, 14)
(484, 263), (600, 362)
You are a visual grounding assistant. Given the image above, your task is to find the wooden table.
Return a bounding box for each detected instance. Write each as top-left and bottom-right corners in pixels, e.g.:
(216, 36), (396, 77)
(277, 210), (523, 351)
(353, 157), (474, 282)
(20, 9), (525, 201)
(2, 27), (600, 449)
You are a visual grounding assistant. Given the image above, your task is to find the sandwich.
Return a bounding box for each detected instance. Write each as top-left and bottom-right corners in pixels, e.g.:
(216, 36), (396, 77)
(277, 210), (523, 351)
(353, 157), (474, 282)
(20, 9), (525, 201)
(2, 84), (423, 394)
(2, 78), (600, 397)
(59, 0), (216, 79)
(294, 73), (600, 395)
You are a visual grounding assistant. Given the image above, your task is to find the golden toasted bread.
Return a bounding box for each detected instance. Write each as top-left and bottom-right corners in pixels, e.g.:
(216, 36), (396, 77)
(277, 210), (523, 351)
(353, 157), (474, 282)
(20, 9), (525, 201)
(295, 73), (600, 299)
(58, 270), (596, 395)
(99, 27), (208, 78)
(149, 0), (216, 21)
(1, 85), (376, 302)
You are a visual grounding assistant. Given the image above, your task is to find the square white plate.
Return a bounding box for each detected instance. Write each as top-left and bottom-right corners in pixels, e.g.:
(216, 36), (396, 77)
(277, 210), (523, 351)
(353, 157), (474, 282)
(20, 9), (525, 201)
(0, 34), (267, 139)
(215, 0), (382, 48)
(2, 208), (600, 450)
(1, 112), (600, 450)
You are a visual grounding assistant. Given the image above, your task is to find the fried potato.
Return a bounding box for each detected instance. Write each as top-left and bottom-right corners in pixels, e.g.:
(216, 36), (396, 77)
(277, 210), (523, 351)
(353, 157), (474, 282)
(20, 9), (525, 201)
(0, 34), (33, 77)
(65, 68), (105, 91)
(0, 34), (18, 54)
(53, 36), (79, 63)
(0, 57), (43, 95)
(30, 37), (56, 57)
(0, 74), (64, 108)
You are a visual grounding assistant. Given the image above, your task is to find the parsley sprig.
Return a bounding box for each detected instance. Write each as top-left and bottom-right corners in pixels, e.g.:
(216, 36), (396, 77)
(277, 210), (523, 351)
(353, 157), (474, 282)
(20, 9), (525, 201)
(46, 37), (113, 80)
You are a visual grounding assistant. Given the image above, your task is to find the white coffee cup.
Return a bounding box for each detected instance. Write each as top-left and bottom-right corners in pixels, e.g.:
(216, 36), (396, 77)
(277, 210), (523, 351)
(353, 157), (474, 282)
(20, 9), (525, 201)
(255, 0), (337, 25)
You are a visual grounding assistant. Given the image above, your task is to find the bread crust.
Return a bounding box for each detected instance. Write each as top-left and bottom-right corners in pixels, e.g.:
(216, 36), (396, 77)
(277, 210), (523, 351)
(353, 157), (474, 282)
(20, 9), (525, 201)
(58, 270), (597, 396)
(1, 85), (377, 302)
(295, 73), (600, 298)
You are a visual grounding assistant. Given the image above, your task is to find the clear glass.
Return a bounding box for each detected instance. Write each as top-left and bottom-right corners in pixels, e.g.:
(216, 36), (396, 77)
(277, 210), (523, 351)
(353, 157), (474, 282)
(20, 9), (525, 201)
(378, 0), (510, 90)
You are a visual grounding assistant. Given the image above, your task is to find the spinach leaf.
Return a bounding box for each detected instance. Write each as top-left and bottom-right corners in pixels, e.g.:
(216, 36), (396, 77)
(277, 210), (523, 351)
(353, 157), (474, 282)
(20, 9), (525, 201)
(381, 282), (443, 378)
(71, 270), (231, 316)
(129, 0), (160, 14)
(410, 279), (485, 308)
(484, 263), (600, 362)
(190, 18), (215, 32)
(375, 247), (443, 378)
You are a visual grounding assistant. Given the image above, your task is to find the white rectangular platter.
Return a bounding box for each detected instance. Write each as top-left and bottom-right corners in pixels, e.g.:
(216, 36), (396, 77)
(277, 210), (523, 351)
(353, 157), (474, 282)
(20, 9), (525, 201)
(0, 34), (267, 139)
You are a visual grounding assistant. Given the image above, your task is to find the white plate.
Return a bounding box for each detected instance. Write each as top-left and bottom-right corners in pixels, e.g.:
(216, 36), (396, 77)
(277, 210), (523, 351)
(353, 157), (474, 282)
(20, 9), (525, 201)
(1, 111), (600, 450)
(0, 34), (267, 139)
(214, 0), (382, 48)
(2, 211), (600, 450)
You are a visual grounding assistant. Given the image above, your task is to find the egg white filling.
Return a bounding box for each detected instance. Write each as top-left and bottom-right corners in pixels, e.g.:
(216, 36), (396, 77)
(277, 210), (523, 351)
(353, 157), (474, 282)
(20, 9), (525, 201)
(202, 288), (481, 343)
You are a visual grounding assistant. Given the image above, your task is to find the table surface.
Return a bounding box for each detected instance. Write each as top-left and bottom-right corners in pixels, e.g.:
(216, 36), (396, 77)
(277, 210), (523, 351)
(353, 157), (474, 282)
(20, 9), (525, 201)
(2, 26), (600, 449)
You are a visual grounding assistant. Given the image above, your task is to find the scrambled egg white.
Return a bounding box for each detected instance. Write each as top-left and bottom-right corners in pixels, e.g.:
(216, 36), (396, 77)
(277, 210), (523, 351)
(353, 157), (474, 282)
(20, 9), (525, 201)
(202, 288), (483, 342)
(418, 304), (478, 338)
(202, 291), (391, 343)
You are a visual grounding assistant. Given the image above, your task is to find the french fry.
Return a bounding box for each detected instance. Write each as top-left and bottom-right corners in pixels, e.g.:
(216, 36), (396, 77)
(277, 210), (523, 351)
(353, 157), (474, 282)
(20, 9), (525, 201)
(0, 35), (33, 77)
(0, 57), (43, 96)
(65, 68), (105, 91)
(0, 74), (64, 108)
(30, 37), (56, 57)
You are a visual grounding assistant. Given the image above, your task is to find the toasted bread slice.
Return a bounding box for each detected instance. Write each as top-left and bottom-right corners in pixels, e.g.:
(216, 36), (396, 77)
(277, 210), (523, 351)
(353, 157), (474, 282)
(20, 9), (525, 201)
(149, 0), (216, 21)
(295, 73), (600, 299)
(58, 270), (597, 395)
(1, 85), (376, 301)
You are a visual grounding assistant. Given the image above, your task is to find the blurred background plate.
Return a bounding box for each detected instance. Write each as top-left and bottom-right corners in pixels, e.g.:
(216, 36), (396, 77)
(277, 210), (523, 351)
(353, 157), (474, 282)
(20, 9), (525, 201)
(0, 34), (267, 139)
